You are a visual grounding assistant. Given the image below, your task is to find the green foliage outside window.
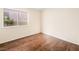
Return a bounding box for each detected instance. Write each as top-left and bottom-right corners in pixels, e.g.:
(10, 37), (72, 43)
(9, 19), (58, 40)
(4, 16), (14, 26)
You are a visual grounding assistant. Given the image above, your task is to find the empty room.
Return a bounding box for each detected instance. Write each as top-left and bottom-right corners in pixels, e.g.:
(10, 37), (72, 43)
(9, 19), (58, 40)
(0, 8), (79, 51)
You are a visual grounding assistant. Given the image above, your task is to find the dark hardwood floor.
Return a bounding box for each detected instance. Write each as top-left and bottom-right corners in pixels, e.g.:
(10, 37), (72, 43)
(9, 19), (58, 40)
(0, 33), (79, 51)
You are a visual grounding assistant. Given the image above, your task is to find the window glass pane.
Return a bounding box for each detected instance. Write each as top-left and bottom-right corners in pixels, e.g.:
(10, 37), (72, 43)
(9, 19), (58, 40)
(4, 8), (27, 27)
(18, 11), (27, 25)
(9, 9), (18, 25)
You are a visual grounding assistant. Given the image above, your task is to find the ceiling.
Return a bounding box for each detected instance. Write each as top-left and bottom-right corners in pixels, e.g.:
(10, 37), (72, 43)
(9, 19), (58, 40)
(31, 8), (45, 11)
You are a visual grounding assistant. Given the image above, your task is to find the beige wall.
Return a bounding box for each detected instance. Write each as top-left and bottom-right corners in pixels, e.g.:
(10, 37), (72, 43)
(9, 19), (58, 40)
(0, 8), (41, 44)
(0, 8), (79, 45)
(42, 8), (79, 45)
(0, 9), (3, 28)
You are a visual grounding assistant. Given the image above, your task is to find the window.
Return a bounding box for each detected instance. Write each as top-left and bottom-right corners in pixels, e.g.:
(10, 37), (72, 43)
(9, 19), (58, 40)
(4, 8), (27, 27)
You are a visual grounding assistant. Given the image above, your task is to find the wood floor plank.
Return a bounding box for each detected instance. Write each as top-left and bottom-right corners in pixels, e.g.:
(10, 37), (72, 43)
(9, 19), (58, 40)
(0, 33), (79, 51)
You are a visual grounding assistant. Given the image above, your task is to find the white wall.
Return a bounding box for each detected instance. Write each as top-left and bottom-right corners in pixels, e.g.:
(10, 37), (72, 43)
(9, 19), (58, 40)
(0, 9), (3, 28)
(42, 8), (79, 45)
(0, 8), (79, 45)
(0, 8), (41, 44)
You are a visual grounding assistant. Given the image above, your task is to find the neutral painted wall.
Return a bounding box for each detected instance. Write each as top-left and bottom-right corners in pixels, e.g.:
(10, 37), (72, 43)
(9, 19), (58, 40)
(42, 8), (79, 45)
(0, 8), (41, 44)
(0, 9), (3, 28)
(0, 8), (79, 45)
